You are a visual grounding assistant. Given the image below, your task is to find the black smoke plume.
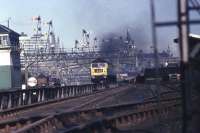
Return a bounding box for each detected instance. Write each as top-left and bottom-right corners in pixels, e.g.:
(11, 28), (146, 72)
(99, 25), (151, 55)
(100, 33), (124, 54)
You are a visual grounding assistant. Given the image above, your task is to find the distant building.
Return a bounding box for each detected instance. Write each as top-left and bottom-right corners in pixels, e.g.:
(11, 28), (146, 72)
(37, 73), (49, 87)
(19, 32), (60, 53)
(19, 32), (60, 68)
(19, 33), (48, 54)
(137, 50), (180, 71)
(0, 24), (21, 89)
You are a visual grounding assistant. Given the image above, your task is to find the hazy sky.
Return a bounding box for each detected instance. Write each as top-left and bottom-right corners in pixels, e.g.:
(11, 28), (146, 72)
(1, 0), (197, 55)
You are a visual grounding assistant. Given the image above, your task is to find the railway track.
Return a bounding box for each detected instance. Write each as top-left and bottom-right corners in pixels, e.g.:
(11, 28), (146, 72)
(0, 84), (107, 119)
(0, 84), (132, 132)
(0, 82), (181, 133)
(13, 97), (181, 133)
(0, 90), (181, 132)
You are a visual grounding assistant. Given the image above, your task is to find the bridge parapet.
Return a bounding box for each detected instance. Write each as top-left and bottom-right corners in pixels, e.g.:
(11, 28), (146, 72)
(0, 84), (100, 111)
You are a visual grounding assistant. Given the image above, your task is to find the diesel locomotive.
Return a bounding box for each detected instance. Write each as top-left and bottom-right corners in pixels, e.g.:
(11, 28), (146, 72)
(90, 58), (116, 83)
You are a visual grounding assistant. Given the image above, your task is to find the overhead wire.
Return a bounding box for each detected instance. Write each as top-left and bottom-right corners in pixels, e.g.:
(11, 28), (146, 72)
(189, 0), (200, 14)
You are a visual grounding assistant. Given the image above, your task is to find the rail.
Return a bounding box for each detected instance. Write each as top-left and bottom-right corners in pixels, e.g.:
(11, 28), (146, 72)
(13, 96), (181, 133)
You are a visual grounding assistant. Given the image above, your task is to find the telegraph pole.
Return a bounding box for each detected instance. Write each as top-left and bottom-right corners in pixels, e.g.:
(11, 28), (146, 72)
(150, 0), (162, 132)
(7, 18), (11, 28)
(178, 0), (191, 133)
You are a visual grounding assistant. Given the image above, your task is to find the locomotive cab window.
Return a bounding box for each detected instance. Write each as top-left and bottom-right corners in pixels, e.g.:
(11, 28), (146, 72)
(91, 63), (98, 68)
(99, 63), (106, 67)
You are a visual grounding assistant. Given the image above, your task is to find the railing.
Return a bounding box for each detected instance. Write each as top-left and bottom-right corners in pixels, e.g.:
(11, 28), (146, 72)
(0, 84), (104, 110)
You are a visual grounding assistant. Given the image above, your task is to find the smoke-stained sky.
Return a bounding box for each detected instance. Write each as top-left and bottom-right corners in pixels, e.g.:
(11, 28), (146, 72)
(1, 0), (196, 55)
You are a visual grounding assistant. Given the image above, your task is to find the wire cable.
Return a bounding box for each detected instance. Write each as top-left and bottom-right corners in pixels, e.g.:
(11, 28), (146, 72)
(189, 0), (200, 14)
